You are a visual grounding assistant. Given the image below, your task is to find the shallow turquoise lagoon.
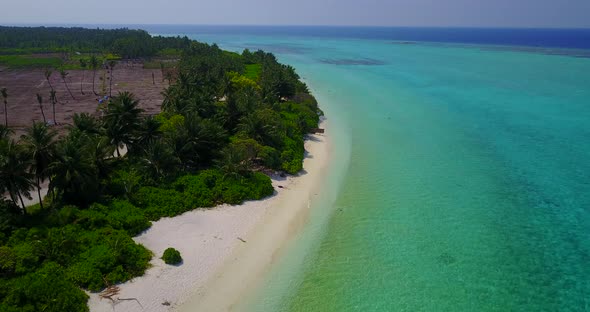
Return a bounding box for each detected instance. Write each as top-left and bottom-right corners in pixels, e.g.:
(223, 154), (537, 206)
(176, 33), (590, 311)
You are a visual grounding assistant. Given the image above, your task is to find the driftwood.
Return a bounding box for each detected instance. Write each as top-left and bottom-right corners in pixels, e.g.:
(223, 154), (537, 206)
(237, 237), (247, 243)
(99, 278), (143, 310)
(99, 285), (120, 302)
(310, 128), (325, 134)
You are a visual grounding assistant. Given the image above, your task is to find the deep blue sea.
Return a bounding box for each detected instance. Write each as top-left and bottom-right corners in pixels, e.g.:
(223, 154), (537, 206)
(51, 25), (583, 311)
(139, 25), (590, 311)
(140, 25), (590, 49)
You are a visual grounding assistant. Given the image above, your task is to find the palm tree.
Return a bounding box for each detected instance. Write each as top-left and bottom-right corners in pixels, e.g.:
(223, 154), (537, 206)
(89, 55), (99, 95)
(216, 146), (250, 180)
(44, 68), (54, 91)
(36, 93), (47, 124)
(59, 68), (76, 100)
(108, 60), (116, 97)
(0, 139), (34, 213)
(48, 130), (98, 206)
(49, 90), (58, 124)
(164, 113), (226, 170)
(70, 113), (112, 179)
(87, 135), (115, 180)
(133, 115), (162, 154)
(187, 116), (227, 166)
(166, 126), (193, 172)
(237, 109), (283, 147)
(104, 92), (143, 157)
(1, 88), (7, 126)
(141, 140), (178, 181)
(161, 88), (184, 114)
(71, 113), (103, 136)
(79, 59), (87, 95)
(20, 122), (57, 210)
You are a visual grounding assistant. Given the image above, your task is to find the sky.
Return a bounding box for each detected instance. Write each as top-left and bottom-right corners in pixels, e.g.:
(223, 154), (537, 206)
(2, 0), (590, 28)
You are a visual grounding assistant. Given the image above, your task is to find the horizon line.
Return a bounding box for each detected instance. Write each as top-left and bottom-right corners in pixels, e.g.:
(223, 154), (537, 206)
(2, 23), (590, 31)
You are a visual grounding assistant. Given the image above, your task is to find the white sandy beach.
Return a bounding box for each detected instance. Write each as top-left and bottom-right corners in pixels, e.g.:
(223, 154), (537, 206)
(88, 121), (330, 312)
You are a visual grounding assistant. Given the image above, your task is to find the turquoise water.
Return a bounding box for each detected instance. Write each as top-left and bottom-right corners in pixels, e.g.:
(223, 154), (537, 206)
(170, 32), (590, 310)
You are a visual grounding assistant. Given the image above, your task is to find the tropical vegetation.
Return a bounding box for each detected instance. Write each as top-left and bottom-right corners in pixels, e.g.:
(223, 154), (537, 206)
(161, 248), (182, 265)
(0, 26), (321, 311)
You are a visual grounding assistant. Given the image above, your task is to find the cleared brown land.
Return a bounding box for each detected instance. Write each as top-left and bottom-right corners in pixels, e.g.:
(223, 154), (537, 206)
(0, 61), (168, 129)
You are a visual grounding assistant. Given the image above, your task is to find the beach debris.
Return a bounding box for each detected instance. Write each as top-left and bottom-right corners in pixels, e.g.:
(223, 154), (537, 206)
(237, 237), (247, 243)
(278, 185), (284, 189)
(99, 278), (143, 309)
(99, 285), (120, 302)
(310, 128), (325, 134)
(162, 300), (171, 306)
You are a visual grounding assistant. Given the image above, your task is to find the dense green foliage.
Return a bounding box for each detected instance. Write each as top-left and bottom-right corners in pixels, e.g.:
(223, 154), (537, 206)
(161, 248), (182, 265)
(0, 27), (321, 311)
(0, 26), (191, 69)
(136, 171), (273, 219)
(0, 26), (191, 58)
(163, 46), (321, 174)
(1, 262), (90, 312)
(244, 63), (262, 80)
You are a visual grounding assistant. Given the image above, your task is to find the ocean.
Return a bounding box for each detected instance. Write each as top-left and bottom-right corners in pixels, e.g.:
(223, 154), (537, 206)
(147, 26), (590, 311)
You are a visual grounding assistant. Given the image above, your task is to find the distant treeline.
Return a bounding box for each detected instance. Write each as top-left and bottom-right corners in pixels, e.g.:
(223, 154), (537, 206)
(0, 26), (192, 57)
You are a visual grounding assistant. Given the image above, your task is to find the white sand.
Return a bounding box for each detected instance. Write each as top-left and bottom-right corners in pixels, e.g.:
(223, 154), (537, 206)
(88, 123), (330, 312)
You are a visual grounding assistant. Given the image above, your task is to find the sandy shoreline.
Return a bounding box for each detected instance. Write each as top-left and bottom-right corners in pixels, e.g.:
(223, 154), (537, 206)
(88, 121), (330, 312)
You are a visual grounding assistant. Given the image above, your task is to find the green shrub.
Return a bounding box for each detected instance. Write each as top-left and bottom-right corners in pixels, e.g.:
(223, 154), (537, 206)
(3, 262), (89, 312)
(220, 172), (274, 204)
(162, 247), (182, 265)
(0, 245), (16, 275)
(35, 225), (80, 266)
(11, 242), (39, 274)
(174, 171), (219, 207)
(70, 228), (151, 290)
(67, 261), (104, 292)
(174, 170), (274, 206)
(75, 208), (108, 231)
(133, 187), (188, 219)
(280, 149), (304, 174)
(280, 137), (305, 174)
(45, 205), (80, 227)
(280, 101), (320, 133)
(248, 172), (275, 198)
(105, 200), (151, 235)
(259, 145), (281, 168)
(69, 244), (117, 290)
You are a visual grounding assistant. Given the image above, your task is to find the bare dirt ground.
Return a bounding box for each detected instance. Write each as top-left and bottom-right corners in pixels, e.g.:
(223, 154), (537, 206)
(0, 61), (168, 131)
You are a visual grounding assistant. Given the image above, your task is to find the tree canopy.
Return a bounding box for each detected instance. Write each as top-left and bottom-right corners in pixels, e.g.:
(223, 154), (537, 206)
(0, 26), (191, 58)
